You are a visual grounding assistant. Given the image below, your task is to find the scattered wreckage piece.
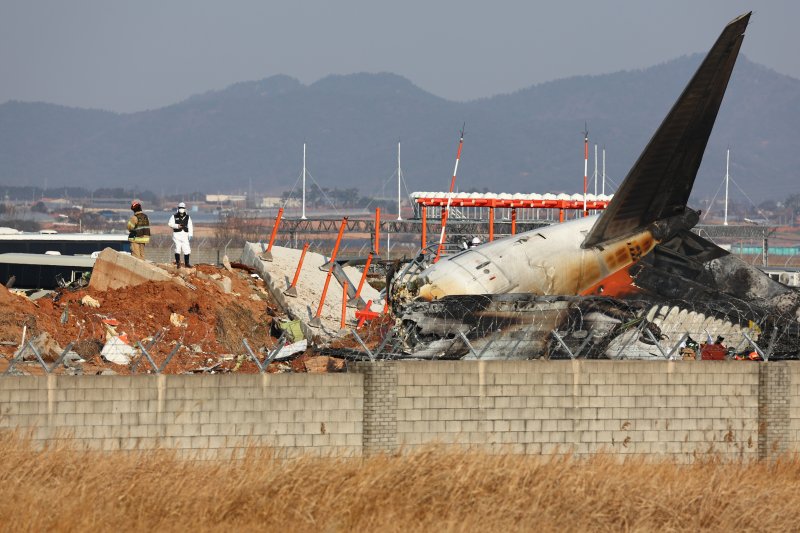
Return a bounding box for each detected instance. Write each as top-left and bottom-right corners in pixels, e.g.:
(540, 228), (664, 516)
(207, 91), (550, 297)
(395, 293), (800, 361)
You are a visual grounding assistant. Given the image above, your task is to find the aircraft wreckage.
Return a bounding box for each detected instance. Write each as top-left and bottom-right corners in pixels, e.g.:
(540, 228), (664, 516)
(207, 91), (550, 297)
(388, 12), (800, 360)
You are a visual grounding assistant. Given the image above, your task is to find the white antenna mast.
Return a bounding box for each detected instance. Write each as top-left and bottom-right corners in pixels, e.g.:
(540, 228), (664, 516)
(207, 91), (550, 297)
(397, 141), (403, 221)
(602, 147), (606, 196)
(724, 147), (730, 226)
(301, 143), (307, 220)
(593, 143), (598, 196)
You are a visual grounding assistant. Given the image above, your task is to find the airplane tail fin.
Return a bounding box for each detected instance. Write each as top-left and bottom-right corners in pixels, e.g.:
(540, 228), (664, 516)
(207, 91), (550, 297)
(582, 12), (750, 248)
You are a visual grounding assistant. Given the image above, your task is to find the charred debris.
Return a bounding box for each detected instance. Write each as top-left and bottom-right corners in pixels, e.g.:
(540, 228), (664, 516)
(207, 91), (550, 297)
(388, 12), (800, 361)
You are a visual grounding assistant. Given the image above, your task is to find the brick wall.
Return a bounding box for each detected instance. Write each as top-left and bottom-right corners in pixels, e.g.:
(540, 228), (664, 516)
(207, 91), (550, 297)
(786, 364), (800, 455)
(355, 361), (398, 454)
(0, 374), (363, 457)
(1, 361), (796, 460)
(395, 361), (759, 461)
(759, 362), (790, 460)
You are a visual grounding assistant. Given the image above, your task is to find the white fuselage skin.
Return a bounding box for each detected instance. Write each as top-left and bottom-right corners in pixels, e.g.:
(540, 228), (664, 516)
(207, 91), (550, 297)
(416, 215), (656, 301)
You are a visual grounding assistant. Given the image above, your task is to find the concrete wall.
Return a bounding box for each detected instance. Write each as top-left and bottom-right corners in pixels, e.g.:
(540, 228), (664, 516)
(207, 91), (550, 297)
(393, 361), (760, 461)
(786, 363), (800, 455)
(0, 374), (363, 457)
(0, 361), (795, 460)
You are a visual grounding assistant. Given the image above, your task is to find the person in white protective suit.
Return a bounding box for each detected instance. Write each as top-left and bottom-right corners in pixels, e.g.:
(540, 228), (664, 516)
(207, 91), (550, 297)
(167, 202), (194, 268)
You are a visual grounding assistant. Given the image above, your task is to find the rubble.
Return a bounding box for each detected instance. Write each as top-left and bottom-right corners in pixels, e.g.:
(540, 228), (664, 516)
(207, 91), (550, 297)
(0, 243), (388, 374)
(16, 332), (62, 362)
(89, 248), (185, 291)
(273, 339), (308, 361)
(100, 336), (135, 365)
(241, 243), (382, 337)
(0, 256), (297, 374)
(81, 295), (101, 308)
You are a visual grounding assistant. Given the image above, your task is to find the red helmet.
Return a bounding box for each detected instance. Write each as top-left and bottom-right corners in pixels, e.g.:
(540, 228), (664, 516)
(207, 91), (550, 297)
(131, 200), (141, 210)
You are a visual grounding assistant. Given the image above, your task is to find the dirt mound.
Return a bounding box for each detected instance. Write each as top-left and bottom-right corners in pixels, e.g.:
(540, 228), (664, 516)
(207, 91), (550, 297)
(0, 287), (59, 344)
(0, 264), (284, 373)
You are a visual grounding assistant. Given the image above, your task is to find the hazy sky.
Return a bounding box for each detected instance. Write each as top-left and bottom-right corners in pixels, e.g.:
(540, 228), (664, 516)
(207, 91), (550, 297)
(1, 1), (797, 113)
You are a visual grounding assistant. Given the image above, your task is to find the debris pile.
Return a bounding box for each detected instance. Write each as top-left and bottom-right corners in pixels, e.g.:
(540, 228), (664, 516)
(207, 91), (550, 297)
(0, 247), (377, 374)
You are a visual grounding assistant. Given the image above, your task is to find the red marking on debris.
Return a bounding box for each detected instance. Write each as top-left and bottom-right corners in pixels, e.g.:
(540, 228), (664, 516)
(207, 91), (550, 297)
(356, 300), (380, 328)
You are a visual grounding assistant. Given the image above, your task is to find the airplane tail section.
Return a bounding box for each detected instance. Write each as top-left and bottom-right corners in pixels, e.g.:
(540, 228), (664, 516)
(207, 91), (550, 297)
(582, 12), (750, 249)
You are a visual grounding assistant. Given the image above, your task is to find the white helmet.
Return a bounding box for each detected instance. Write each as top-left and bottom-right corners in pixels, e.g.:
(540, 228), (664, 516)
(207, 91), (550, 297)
(471, 237), (481, 244)
(178, 202), (186, 209)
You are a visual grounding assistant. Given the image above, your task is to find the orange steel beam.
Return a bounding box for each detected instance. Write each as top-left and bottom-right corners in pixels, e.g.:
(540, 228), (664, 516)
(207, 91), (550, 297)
(356, 300), (375, 328)
(559, 208), (565, 223)
(511, 208), (517, 235)
(314, 271), (334, 323)
(312, 217), (348, 324)
(285, 242), (310, 294)
(421, 206), (427, 250)
(266, 208), (284, 252)
(325, 216), (348, 271)
(353, 252), (373, 302)
(489, 206), (495, 241)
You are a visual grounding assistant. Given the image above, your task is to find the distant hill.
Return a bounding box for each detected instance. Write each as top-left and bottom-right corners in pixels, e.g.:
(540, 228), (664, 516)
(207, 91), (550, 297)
(1, 55), (798, 203)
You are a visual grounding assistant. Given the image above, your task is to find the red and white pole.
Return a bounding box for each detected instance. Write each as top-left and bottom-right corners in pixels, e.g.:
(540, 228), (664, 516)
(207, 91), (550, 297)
(434, 127), (464, 263)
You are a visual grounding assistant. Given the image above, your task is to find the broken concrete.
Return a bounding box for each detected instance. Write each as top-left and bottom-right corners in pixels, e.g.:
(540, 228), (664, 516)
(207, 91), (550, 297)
(89, 248), (185, 291)
(215, 276), (233, 294)
(17, 332), (63, 362)
(80, 295), (101, 308)
(241, 243), (382, 338)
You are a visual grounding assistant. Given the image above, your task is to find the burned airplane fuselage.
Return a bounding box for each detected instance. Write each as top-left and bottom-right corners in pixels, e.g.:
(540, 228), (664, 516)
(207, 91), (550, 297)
(393, 13), (800, 360)
(409, 209), (697, 302)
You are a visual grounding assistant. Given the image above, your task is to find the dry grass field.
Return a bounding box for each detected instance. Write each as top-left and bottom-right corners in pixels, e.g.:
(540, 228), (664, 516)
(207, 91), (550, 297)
(2, 432), (800, 532)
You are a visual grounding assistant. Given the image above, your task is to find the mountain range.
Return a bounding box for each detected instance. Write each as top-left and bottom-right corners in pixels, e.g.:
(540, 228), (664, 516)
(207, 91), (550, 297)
(1, 54), (798, 203)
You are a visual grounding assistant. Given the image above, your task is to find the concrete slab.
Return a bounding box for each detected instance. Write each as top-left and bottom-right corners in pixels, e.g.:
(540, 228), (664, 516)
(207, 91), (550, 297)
(241, 243), (382, 338)
(89, 248), (185, 291)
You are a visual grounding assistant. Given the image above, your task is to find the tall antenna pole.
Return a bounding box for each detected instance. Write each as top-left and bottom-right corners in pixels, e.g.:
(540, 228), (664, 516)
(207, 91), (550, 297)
(434, 125), (465, 263)
(602, 147), (606, 196)
(397, 140), (402, 221)
(724, 147), (730, 226)
(583, 124), (589, 216)
(593, 143), (598, 196)
(301, 143), (307, 220)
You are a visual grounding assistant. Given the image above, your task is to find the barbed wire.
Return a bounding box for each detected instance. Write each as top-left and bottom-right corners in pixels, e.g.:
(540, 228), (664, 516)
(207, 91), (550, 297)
(333, 293), (800, 362)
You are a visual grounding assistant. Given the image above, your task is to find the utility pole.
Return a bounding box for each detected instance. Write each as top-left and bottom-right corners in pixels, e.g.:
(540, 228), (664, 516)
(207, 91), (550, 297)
(724, 148), (730, 226)
(602, 147), (606, 196)
(301, 143), (307, 220)
(397, 141), (403, 221)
